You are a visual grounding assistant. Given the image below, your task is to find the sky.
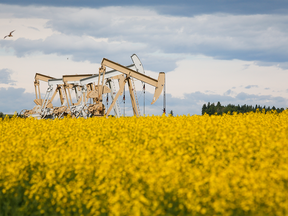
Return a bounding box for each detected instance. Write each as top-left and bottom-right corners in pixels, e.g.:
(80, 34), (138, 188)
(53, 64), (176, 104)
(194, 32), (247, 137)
(1, 0), (288, 116)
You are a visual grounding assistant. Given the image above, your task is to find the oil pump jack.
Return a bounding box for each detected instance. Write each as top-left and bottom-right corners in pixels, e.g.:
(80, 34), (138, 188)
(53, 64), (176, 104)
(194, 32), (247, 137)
(22, 73), (93, 119)
(85, 57), (165, 117)
(21, 73), (56, 118)
(59, 74), (94, 118)
(22, 54), (165, 119)
(80, 54), (145, 117)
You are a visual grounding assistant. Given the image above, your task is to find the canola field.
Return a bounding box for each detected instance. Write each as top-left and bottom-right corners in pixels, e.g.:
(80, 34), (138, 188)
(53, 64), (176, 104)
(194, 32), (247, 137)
(1, 110), (288, 216)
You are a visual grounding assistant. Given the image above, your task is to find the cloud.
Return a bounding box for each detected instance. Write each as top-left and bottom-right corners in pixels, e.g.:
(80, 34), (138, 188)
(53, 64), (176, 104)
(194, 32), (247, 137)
(0, 68), (16, 85)
(223, 89), (236, 96)
(28, 26), (39, 31)
(1, 3), (288, 116)
(0, 34), (152, 68)
(180, 91), (287, 115)
(0, 87), (35, 113)
(0, 86), (287, 115)
(2, 5), (288, 71)
(1, 0), (288, 16)
(245, 85), (258, 89)
(235, 92), (286, 104)
(134, 90), (288, 116)
(44, 9), (288, 65)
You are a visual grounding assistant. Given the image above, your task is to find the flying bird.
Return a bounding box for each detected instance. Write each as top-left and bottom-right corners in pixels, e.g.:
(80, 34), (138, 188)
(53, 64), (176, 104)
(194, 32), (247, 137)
(4, 30), (15, 39)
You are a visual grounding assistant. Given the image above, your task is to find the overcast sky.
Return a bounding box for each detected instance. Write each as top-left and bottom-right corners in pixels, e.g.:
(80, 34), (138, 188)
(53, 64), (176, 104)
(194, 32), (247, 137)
(1, 0), (288, 115)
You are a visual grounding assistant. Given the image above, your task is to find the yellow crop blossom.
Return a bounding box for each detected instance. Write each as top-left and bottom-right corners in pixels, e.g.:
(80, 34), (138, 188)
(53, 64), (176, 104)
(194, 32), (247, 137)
(0, 110), (288, 215)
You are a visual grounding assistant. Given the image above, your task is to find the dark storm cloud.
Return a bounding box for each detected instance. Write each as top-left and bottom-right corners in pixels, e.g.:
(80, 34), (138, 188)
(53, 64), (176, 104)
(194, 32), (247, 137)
(0, 68), (16, 85)
(1, 0), (288, 16)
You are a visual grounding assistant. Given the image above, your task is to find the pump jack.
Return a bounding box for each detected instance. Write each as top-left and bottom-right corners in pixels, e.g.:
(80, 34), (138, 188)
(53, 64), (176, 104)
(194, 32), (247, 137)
(22, 54), (165, 119)
(42, 78), (68, 119)
(85, 57), (165, 117)
(79, 54), (143, 117)
(60, 74), (94, 118)
(21, 73), (56, 118)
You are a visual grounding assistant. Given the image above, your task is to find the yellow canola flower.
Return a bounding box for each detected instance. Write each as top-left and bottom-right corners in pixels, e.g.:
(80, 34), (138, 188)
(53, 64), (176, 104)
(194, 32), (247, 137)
(0, 111), (288, 215)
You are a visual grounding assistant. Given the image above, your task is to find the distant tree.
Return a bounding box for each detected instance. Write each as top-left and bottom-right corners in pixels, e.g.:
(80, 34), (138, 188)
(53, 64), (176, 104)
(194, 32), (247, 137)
(207, 102), (211, 109)
(169, 110), (174, 116)
(241, 104), (247, 112)
(237, 104), (240, 112)
(201, 103), (286, 115)
(0, 112), (3, 118)
(202, 104), (207, 115)
(210, 103), (216, 114)
(215, 102), (223, 114)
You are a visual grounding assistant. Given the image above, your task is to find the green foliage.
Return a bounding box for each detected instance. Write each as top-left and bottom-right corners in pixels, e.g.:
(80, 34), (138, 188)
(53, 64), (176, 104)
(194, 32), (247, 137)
(0, 112), (16, 119)
(202, 102), (286, 115)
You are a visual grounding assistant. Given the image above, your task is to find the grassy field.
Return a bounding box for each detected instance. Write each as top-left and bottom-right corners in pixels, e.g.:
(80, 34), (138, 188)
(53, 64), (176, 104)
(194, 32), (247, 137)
(1, 111), (288, 215)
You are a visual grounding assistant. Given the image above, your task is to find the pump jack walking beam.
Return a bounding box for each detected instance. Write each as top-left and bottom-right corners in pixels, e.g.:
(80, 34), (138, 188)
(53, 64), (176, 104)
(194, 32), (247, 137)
(101, 58), (165, 105)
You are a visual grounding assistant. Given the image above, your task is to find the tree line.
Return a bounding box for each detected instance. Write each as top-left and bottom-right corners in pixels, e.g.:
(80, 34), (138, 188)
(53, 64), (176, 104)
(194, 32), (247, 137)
(202, 102), (286, 115)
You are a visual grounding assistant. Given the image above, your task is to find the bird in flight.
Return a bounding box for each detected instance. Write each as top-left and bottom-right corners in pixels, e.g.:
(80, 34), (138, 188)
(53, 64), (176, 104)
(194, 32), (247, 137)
(4, 30), (15, 39)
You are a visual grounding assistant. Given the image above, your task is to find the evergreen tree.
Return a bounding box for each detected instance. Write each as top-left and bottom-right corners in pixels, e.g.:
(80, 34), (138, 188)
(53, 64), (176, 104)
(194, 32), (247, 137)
(216, 101), (222, 114)
(201, 102), (286, 115)
(211, 103), (216, 114)
(202, 104), (207, 115)
(237, 104), (240, 112)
